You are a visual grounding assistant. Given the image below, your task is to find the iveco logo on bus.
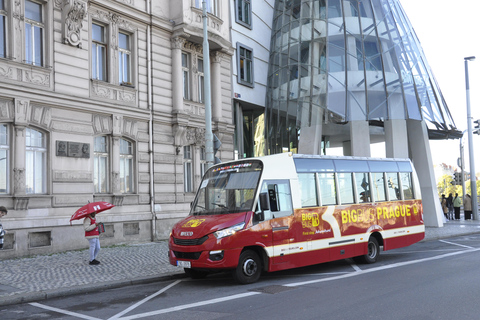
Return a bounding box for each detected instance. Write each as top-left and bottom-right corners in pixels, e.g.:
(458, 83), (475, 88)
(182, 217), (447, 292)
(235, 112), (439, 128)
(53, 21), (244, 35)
(180, 231), (194, 237)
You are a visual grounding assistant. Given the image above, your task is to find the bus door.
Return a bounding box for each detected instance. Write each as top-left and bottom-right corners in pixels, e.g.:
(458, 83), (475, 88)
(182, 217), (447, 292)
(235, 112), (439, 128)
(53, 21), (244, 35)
(259, 180), (294, 264)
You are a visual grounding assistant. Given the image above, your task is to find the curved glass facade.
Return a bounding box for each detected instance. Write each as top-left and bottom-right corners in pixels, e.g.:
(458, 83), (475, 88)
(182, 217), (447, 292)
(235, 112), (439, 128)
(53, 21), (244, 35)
(266, 0), (459, 154)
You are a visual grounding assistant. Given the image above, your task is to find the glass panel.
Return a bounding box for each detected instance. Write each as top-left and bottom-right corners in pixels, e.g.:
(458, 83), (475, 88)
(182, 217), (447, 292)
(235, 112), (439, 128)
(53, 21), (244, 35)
(25, 0), (41, 22)
(25, 23), (32, 63)
(371, 172), (386, 202)
(33, 25), (42, 66)
(92, 24), (104, 42)
(337, 172), (354, 204)
(0, 149), (6, 194)
(0, 16), (5, 58)
(298, 173), (318, 207)
(318, 172), (336, 206)
(400, 172), (414, 200)
(119, 33), (128, 50)
(386, 172), (400, 201)
(355, 172), (371, 202)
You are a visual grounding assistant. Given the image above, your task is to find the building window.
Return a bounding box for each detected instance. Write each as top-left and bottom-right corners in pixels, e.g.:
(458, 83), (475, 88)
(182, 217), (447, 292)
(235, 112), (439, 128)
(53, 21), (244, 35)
(200, 147), (207, 178)
(24, 0), (44, 66)
(182, 52), (190, 100)
(184, 146), (193, 192)
(94, 136), (109, 193)
(25, 127), (46, 194)
(0, 0), (6, 59)
(119, 138), (133, 193)
(195, 0), (218, 16)
(92, 23), (107, 81)
(198, 58), (205, 103)
(118, 32), (131, 85)
(237, 43), (253, 87)
(235, 0), (251, 28)
(0, 124), (9, 194)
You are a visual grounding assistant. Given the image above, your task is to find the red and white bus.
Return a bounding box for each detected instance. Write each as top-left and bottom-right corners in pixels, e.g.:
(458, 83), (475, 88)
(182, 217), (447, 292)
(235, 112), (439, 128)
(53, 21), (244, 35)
(169, 153), (424, 284)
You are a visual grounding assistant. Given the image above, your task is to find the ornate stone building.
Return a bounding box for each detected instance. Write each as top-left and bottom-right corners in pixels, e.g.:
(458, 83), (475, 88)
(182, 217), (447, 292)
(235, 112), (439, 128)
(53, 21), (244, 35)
(0, 0), (234, 257)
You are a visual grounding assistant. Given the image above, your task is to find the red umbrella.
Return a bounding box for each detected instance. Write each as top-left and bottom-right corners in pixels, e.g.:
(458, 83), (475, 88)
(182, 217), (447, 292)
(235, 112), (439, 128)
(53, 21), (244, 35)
(70, 201), (115, 224)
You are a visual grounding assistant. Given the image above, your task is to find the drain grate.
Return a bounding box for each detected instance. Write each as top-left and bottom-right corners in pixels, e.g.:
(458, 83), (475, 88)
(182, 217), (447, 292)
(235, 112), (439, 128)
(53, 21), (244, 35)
(249, 285), (296, 294)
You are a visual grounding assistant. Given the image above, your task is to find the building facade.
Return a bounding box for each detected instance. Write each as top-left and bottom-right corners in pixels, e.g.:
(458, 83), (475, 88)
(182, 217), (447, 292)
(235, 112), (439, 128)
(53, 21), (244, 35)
(0, 0), (234, 258)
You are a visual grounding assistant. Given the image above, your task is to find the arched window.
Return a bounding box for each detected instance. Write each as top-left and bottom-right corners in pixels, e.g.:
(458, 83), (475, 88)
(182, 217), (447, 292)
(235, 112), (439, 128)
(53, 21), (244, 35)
(119, 138), (133, 193)
(25, 127), (46, 194)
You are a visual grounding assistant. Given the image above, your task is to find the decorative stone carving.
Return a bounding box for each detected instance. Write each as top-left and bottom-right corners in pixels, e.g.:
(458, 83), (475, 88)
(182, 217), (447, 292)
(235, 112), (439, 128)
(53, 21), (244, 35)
(14, 99), (30, 125)
(112, 171), (120, 194)
(14, 197), (29, 210)
(186, 127), (205, 145)
(93, 115), (113, 134)
(62, 0), (87, 48)
(171, 37), (186, 50)
(0, 99), (14, 120)
(13, 168), (25, 195)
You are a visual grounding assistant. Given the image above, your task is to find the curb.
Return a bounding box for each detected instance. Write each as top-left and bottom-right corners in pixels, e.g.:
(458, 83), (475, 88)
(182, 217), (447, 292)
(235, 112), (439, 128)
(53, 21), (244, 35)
(0, 272), (187, 307)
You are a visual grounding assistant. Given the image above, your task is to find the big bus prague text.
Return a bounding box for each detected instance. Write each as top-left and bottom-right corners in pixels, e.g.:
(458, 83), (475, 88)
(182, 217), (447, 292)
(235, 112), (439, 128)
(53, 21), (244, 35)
(169, 153), (424, 284)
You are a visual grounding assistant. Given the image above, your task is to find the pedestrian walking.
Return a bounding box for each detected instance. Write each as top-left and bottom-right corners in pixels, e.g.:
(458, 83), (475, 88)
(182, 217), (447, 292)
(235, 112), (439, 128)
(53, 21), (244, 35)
(453, 193), (462, 220)
(441, 194), (448, 220)
(84, 212), (101, 265)
(464, 194), (472, 220)
(0, 206), (7, 249)
(447, 193), (454, 220)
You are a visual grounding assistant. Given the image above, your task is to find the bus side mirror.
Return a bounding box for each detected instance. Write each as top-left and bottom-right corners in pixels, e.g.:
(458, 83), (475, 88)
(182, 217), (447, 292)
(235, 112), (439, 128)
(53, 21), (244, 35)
(267, 184), (280, 212)
(259, 192), (269, 211)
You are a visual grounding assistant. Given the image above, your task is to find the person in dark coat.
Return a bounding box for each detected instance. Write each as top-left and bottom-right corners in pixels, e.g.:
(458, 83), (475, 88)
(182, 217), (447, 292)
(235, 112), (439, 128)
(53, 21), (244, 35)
(447, 193), (454, 220)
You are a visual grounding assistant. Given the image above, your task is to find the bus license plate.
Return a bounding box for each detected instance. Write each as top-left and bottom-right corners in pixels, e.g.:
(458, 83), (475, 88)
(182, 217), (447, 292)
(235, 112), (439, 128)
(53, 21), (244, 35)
(177, 260), (191, 268)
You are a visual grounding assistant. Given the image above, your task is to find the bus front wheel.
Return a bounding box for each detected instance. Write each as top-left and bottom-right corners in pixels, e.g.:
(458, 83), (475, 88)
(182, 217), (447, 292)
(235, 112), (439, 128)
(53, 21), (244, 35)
(233, 250), (262, 284)
(356, 237), (379, 264)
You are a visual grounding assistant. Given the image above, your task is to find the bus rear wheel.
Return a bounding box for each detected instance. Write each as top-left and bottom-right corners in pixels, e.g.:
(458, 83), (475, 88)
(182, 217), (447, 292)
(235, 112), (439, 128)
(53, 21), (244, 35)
(356, 237), (379, 264)
(233, 250), (262, 284)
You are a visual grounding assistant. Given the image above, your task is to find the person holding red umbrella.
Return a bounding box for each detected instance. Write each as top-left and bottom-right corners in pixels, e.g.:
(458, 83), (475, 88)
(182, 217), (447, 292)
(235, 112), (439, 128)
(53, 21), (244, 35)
(84, 212), (101, 265)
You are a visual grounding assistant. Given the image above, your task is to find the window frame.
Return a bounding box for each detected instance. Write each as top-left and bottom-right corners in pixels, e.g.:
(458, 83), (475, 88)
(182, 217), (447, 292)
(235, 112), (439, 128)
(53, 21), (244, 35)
(197, 57), (205, 103)
(25, 127), (47, 194)
(0, 123), (9, 194)
(94, 136), (109, 194)
(92, 22), (107, 81)
(237, 43), (254, 87)
(182, 52), (191, 100)
(183, 145), (193, 193)
(195, 0), (219, 16)
(119, 138), (134, 194)
(24, 0), (44, 66)
(235, 0), (252, 29)
(118, 31), (131, 85)
(0, 0), (6, 59)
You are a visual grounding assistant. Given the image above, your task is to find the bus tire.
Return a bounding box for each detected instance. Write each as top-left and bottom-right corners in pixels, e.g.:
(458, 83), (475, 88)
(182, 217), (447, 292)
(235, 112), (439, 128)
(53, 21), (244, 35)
(233, 250), (262, 284)
(359, 237), (379, 264)
(184, 268), (208, 279)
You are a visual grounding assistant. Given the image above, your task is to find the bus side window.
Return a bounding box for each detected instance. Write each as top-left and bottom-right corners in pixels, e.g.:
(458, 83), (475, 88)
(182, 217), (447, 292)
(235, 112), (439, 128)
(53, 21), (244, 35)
(355, 172), (371, 202)
(400, 172), (414, 200)
(372, 172), (386, 202)
(318, 173), (336, 206)
(298, 173), (318, 207)
(259, 180), (293, 219)
(386, 172), (400, 200)
(337, 172), (355, 204)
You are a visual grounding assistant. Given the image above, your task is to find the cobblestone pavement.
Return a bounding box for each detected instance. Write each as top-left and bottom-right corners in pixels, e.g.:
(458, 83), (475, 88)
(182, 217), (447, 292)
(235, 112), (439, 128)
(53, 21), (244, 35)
(1, 218), (480, 306)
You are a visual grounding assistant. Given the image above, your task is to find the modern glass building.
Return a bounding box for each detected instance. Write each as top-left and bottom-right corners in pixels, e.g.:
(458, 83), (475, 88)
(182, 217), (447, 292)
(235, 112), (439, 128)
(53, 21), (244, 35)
(265, 0), (460, 154)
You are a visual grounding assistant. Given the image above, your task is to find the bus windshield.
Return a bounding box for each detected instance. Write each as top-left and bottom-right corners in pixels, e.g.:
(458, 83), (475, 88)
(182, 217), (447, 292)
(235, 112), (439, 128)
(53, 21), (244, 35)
(191, 160), (263, 215)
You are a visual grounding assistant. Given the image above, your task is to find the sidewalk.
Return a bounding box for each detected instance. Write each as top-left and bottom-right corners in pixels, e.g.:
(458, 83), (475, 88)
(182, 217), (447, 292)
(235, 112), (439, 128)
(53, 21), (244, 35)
(2, 219), (480, 307)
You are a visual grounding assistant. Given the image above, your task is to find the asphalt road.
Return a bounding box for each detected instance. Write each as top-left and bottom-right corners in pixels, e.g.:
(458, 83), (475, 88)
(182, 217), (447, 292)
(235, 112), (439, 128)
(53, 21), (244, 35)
(3, 234), (480, 320)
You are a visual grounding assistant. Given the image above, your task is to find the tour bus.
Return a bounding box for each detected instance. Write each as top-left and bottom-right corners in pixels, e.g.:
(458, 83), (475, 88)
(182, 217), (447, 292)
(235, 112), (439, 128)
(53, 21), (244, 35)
(169, 153), (424, 284)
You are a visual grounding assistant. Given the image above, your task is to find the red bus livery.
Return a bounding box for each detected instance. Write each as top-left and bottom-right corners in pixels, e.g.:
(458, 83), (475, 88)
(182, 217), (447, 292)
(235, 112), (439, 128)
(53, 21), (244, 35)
(169, 153), (424, 283)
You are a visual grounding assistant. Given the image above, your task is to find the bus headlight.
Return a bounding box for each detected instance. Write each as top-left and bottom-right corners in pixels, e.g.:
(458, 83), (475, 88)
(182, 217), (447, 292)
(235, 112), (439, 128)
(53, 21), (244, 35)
(214, 222), (245, 239)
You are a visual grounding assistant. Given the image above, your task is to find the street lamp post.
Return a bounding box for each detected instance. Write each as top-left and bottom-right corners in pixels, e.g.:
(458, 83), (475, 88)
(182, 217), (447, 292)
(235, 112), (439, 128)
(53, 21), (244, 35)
(465, 56), (478, 220)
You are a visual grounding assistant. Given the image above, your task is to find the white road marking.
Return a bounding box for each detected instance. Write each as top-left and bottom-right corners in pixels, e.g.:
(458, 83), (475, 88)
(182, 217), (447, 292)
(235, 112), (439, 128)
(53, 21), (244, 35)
(283, 247), (480, 287)
(117, 292), (261, 320)
(29, 302), (102, 320)
(108, 280), (182, 320)
(439, 240), (474, 249)
(348, 260), (362, 272)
